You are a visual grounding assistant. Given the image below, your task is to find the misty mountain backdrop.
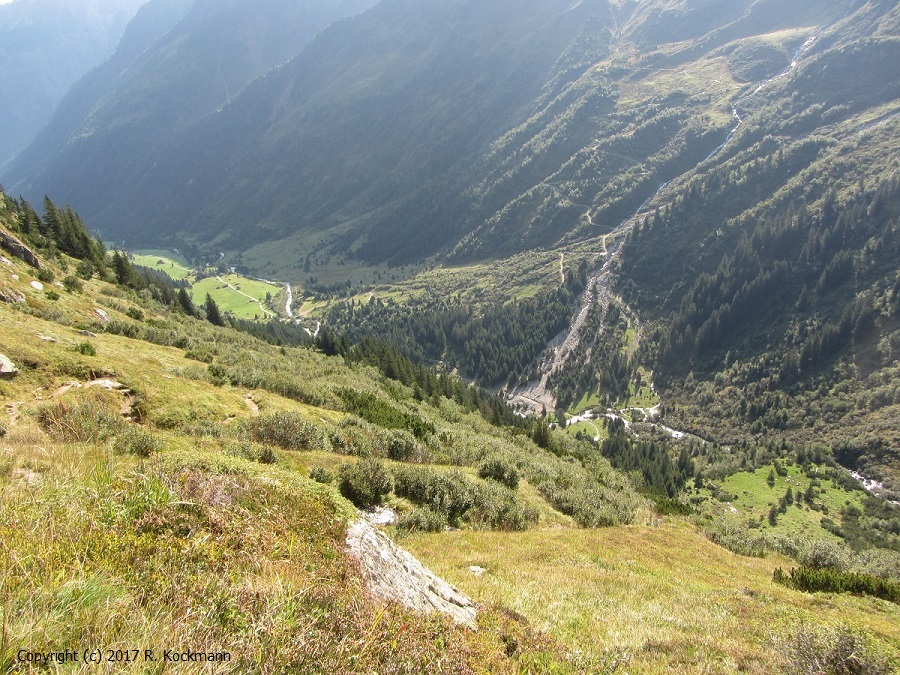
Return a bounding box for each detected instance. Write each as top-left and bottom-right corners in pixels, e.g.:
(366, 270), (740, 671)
(0, 0), (148, 167)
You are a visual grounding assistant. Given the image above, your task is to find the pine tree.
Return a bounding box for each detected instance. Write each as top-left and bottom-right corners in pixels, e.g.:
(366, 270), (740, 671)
(205, 293), (225, 326)
(177, 288), (196, 316)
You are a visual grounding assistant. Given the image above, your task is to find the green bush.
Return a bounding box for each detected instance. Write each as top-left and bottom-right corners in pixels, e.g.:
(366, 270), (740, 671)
(104, 320), (138, 338)
(224, 440), (278, 465)
(184, 346), (215, 363)
(467, 480), (537, 531)
(797, 539), (852, 572)
(394, 466), (474, 525)
(339, 388), (435, 439)
(62, 275), (82, 293)
(394, 465), (537, 530)
(75, 258), (94, 280)
(387, 429), (421, 462)
(774, 566), (899, 603)
(855, 549), (900, 581)
(339, 458), (394, 507)
(700, 519), (768, 558)
(395, 506), (447, 534)
(126, 306), (144, 321)
(310, 466), (334, 484)
(247, 412), (329, 452)
(478, 454), (520, 489)
(75, 341), (96, 356)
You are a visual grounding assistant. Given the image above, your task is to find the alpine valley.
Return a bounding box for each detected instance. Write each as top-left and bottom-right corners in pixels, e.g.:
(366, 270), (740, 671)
(1, 0), (899, 672)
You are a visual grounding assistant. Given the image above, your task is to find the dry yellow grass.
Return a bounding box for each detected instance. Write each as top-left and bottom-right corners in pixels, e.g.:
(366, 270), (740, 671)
(404, 520), (900, 673)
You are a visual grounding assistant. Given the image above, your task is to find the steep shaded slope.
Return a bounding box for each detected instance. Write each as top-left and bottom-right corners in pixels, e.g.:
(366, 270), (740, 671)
(0, 0), (146, 167)
(4, 0), (377, 228)
(8, 0), (864, 264)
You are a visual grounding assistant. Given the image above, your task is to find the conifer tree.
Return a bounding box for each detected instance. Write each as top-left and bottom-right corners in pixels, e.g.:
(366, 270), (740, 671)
(205, 293), (225, 326)
(177, 288), (197, 316)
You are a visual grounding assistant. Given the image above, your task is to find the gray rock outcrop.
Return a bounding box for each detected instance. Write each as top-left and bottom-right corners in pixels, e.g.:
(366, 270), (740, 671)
(0, 285), (25, 304)
(0, 354), (18, 380)
(345, 518), (477, 627)
(0, 230), (40, 269)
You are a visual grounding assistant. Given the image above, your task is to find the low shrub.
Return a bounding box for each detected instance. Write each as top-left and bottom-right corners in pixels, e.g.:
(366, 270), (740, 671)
(62, 275), (82, 293)
(75, 341), (96, 356)
(125, 306), (144, 321)
(310, 466), (334, 484)
(339, 458), (394, 507)
(105, 320), (139, 338)
(781, 624), (892, 675)
(467, 480), (537, 531)
(247, 412), (329, 452)
(394, 466), (474, 525)
(700, 519), (767, 558)
(387, 429), (422, 462)
(184, 346), (215, 363)
(796, 539), (853, 572)
(478, 454), (520, 489)
(224, 440), (278, 465)
(394, 465), (537, 530)
(855, 549), (900, 581)
(773, 566), (899, 603)
(395, 506), (447, 534)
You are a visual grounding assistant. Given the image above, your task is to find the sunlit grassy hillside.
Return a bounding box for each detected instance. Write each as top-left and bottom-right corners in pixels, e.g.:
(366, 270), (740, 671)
(1, 194), (898, 673)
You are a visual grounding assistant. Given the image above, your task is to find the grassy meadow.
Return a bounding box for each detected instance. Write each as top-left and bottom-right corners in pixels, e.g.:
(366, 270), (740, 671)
(404, 520), (900, 674)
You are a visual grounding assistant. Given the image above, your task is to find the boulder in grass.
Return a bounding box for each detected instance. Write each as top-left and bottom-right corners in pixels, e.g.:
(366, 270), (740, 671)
(0, 354), (18, 380)
(0, 230), (40, 269)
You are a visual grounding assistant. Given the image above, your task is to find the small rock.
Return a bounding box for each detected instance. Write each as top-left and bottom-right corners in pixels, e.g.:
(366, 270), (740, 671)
(0, 354), (19, 380)
(78, 330), (98, 338)
(37, 334), (57, 343)
(0, 256), (11, 266)
(93, 308), (110, 323)
(54, 281), (64, 288)
(85, 378), (123, 390)
(469, 565), (487, 577)
(13, 468), (42, 486)
(10, 274), (18, 281)
(30, 280), (43, 291)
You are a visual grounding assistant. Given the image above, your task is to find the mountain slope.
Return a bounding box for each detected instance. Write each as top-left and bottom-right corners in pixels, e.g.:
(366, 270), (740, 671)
(4, 0), (377, 227)
(5, 0), (859, 261)
(0, 0), (146, 167)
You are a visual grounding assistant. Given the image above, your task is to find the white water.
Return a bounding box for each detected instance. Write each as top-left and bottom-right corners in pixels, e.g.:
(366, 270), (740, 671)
(284, 282), (294, 318)
(706, 34), (818, 162)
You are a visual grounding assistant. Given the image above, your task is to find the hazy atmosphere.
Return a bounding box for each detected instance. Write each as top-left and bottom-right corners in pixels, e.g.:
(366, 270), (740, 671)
(1, 0), (898, 672)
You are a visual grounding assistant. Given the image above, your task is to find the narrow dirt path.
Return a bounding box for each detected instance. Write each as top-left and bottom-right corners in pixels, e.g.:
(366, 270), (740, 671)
(244, 392), (260, 417)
